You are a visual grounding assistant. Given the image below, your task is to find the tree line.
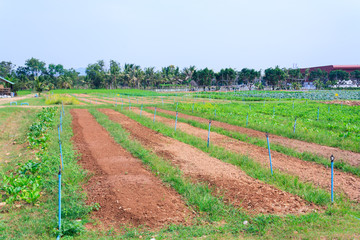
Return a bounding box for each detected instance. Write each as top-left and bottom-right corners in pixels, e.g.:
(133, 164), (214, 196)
(1, 58), (360, 92)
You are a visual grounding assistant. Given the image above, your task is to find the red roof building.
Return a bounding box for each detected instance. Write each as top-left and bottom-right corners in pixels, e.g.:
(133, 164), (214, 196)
(300, 65), (360, 74)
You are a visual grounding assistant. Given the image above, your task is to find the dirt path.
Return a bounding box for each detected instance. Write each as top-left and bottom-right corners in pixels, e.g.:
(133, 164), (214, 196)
(76, 97), (102, 105)
(100, 109), (317, 215)
(321, 100), (360, 106)
(135, 108), (360, 202)
(70, 109), (192, 229)
(0, 94), (33, 105)
(151, 108), (360, 167)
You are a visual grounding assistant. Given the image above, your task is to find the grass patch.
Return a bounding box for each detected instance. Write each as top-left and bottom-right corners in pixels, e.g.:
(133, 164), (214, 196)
(45, 94), (80, 105)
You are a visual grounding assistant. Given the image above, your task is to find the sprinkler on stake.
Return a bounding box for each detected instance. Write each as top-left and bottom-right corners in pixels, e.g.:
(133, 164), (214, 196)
(175, 111), (178, 132)
(153, 107), (157, 122)
(293, 117), (297, 134)
(207, 120), (212, 147)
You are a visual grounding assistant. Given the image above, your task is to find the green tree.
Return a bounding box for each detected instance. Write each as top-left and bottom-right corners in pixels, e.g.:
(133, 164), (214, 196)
(351, 70), (360, 87)
(329, 70), (349, 87)
(264, 66), (286, 90)
(215, 68), (237, 87)
(182, 66), (196, 84)
(0, 61), (15, 77)
(193, 68), (215, 89)
(238, 68), (261, 90)
(85, 60), (108, 88)
(25, 58), (46, 92)
(109, 60), (121, 89)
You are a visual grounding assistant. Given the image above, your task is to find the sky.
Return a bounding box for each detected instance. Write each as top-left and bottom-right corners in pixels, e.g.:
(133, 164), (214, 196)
(1, 0), (360, 72)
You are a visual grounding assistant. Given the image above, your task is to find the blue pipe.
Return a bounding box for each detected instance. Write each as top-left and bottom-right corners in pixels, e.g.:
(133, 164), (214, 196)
(129, 102), (131, 110)
(176, 102), (178, 111)
(115, 97), (117, 107)
(317, 107), (319, 121)
(273, 106), (275, 116)
(331, 155), (334, 202)
(140, 104), (143, 116)
(246, 113), (249, 127)
(62, 101), (65, 116)
(293, 117), (297, 134)
(192, 103), (194, 113)
(60, 113), (62, 132)
(58, 126), (63, 169)
(57, 166), (61, 240)
(207, 120), (212, 147)
(175, 111), (178, 132)
(249, 104), (251, 111)
(214, 109), (216, 117)
(266, 133), (273, 175)
(153, 107), (157, 122)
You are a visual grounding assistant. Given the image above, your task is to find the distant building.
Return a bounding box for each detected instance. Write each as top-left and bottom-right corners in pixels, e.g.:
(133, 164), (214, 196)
(299, 65), (360, 74)
(298, 65), (360, 89)
(0, 76), (14, 96)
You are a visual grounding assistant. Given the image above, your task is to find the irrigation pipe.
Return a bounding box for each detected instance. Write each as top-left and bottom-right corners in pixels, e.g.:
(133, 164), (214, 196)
(266, 133), (273, 175)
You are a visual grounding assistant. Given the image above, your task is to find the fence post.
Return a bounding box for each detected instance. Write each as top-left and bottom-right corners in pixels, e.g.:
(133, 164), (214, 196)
(266, 133), (273, 175)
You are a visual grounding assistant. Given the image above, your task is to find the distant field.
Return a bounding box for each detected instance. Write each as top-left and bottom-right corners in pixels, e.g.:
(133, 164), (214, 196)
(1, 89), (360, 239)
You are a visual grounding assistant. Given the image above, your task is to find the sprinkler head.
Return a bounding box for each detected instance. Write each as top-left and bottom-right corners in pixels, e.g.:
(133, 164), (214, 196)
(330, 155), (335, 162)
(265, 132), (269, 138)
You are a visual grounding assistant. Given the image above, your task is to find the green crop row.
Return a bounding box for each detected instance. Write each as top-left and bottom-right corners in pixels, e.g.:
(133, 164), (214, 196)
(1, 107), (57, 204)
(167, 101), (360, 153)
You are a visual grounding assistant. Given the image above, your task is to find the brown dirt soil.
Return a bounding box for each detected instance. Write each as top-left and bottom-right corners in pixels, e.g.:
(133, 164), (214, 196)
(70, 109), (192, 229)
(137, 108), (360, 202)
(73, 93), (91, 98)
(322, 100), (360, 106)
(76, 97), (102, 105)
(152, 108), (360, 167)
(100, 108), (317, 215)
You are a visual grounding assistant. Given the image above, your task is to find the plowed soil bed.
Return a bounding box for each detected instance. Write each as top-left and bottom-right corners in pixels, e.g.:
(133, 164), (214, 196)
(322, 100), (360, 106)
(70, 109), (191, 229)
(100, 109), (317, 215)
(151, 108), (360, 167)
(137, 108), (360, 202)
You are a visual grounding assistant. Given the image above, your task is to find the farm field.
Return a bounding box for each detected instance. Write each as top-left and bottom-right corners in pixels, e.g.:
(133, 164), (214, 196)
(1, 89), (360, 239)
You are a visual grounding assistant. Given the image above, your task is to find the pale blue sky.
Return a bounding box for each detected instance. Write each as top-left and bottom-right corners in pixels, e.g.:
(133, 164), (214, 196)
(1, 0), (359, 71)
